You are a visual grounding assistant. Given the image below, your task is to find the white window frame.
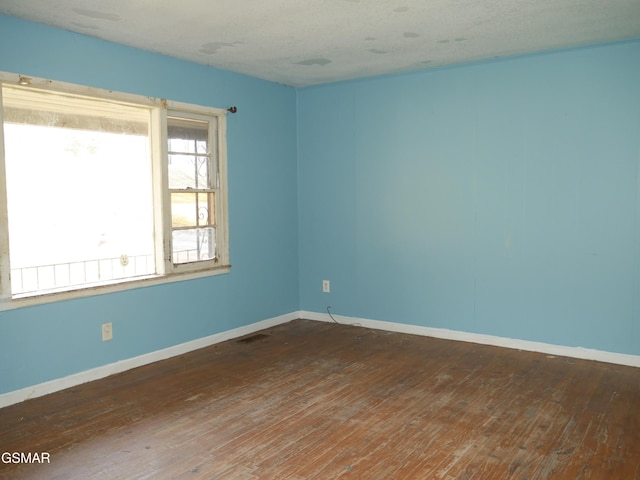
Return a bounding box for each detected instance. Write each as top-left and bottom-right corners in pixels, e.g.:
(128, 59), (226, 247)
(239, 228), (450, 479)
(0, 72), (230, 310)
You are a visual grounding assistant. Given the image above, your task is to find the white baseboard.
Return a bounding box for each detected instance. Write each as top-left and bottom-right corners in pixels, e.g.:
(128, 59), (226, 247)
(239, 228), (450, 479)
(3, 310), (638, 409)
(300, 310), (640, 368)
(0, 312), (297, 409)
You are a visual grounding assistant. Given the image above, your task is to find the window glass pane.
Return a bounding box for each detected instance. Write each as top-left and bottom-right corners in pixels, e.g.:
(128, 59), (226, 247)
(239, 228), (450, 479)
(171, 192), (215, 228)
(172, 228), (215, 264)
(168, 137), (207, 154)
(168, 154), (210, 189)
(2, 89), (155, 295)
(168, 117), (208, 153)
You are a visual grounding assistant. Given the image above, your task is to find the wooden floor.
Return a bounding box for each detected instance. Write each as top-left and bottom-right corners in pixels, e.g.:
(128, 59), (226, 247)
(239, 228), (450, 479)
(1, 319), (640, 479)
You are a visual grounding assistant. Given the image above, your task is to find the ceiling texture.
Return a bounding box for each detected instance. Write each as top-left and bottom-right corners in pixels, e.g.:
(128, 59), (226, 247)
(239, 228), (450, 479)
(1, 0), (639, 87)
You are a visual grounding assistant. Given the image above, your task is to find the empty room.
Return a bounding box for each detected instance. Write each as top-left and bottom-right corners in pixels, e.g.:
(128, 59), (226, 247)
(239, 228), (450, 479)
(1, 1), (640, 478)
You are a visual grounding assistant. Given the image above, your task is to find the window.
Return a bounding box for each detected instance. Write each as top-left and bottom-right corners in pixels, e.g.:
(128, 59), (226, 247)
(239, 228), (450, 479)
(0, 73), (229, 303)
(167, 114), (220, 266)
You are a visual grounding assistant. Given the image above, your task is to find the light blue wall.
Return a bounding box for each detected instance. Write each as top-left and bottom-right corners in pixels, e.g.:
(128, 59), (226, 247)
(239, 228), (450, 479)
(0, 16), (299, 394)
(298, 40), (640, 355)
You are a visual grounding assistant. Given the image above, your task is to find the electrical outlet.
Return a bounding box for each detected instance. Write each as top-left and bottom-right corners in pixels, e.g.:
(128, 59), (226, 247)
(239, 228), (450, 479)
(102, 322), (113, 341)
(323, 280), (330, 293)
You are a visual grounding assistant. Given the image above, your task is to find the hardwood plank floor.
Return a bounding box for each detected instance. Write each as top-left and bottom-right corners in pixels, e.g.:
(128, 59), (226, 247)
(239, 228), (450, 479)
(1, 319), (639, 479)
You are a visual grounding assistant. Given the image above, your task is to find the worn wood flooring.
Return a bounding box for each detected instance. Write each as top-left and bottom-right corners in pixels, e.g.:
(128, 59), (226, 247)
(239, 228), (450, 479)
(1, 319), (640, 479)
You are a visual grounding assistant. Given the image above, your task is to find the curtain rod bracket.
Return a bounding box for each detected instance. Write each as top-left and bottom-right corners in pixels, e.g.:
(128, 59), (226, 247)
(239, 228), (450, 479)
(227, 106), (237, 114)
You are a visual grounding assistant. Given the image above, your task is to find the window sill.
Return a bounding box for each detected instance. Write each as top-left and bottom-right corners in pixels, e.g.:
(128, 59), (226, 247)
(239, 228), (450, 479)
(0, 265), (231, 312)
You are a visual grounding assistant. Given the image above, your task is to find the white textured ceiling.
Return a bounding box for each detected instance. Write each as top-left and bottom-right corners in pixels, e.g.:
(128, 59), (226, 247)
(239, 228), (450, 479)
(1, 0), (639, 87)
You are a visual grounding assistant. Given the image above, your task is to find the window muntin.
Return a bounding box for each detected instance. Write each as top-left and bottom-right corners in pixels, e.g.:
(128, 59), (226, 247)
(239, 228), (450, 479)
(0, 75), (229, 302)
